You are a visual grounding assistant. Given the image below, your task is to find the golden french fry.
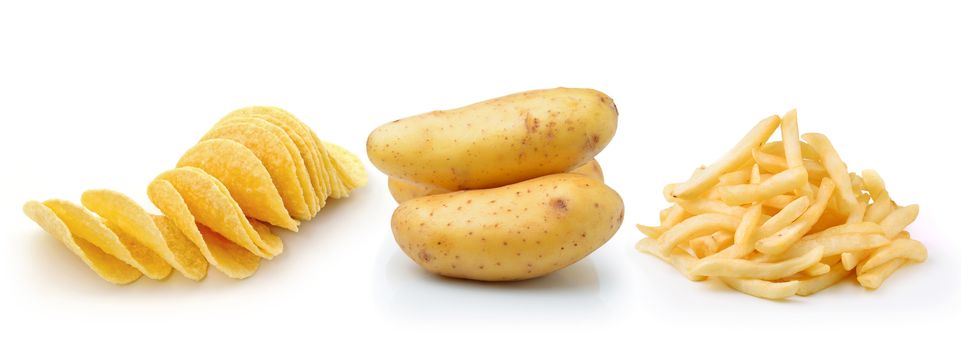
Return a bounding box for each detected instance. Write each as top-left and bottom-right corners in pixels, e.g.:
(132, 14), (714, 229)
(857, 258), (907, 289)
(802, 133), (858, 215)
(864, 191), (894, 223)
(752, 149), (828, 183)
(755, 178), (835, 255)
(691, 246), (824, 280)
(760, 140), (821, 161)
(858, 238), (927, 272)
(671, 116), (781, 198)
(769, 233), (889, 261)
(862, 169), (885, 200)
(657, 213), (741, 255)
(661, 204), (689, 227)
(636, 238), (706, 281)
(717, 167), (807, 206)
(796, 263), (852, 296)
(802, 222), (884, 240)
(846, 199), (868, 224)
(709, 204), (763, 259)
(762, 194), (797, 210)
(719, 277), (799, 300)
(756, 196), (810, 239)
(718, 168), (752, 185)
(879, 204), (920, 238)
(635, 224), (664, 239)
(802, 263), (830, 276)
(673, 198), (747, 217)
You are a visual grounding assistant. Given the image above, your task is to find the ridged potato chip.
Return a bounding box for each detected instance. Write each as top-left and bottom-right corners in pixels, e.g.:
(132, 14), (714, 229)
(147, 179), (260, 279)
(221, 106), (332, 207)
(23, 201), (142, 284)
(203, 121), (311, 220)
(178, 138), (299, 231)
(154, 167), (282, 258)
(24, 106), (366, 284)
(81, 189), (208, 281)
(43, 199), (172, 279)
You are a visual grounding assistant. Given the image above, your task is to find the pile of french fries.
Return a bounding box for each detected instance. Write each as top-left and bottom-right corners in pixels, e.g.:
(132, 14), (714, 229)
(636, 110), (927, 300)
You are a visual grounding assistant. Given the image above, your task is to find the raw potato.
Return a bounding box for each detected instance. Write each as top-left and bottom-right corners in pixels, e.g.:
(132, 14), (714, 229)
(387, 158), (605, 203)
(368, 88), (618, 191)
(391, 173), (624, 281)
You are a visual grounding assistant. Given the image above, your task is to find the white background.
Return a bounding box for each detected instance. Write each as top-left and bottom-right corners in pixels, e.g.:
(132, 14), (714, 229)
(1, 0), (959, 348)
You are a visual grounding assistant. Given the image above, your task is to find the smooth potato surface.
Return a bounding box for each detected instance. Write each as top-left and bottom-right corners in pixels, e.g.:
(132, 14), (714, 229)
(387, 158), (605, 204)
(368, 88), (618, 190)
(391, 173), (624, 281)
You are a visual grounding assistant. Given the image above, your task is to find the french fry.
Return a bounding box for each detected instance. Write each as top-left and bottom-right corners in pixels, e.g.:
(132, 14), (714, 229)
(802, 263), (830, 276)
(802, 133), (858, 215)
(719, 277), (799, 300)
(755, 178), (835, 255)
(796, 263), (852, 296)
(858, 238), (927, 272)
(710, 204), (764, 259)
(690, 246), (824, 280)
(862, 169), (885, 200)
(717, 167), (807, 206)
(636, 112), (926, 299)
(879, 204), (920, 238)
(671, 116), (781, 198)
(857, 258), (907, 289)
(760, 140), (821, 161)
(657, 213), (741, 255)
(673, 198), (748, 217)
(752, 149), (828, 182)
(636, 238), (706, 282)
(864, 191), (894, 223)
(756, 196), (810, 238)
(636, 224), (664, 239)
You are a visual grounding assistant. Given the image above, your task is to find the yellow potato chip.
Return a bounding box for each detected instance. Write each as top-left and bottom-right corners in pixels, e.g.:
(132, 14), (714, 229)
(154, 167), (281, 258)
(323, 141), (368, 191)
(215, 117), (320, 217)
(221, 106), (331, 211)
(42, 199), (172, 279)
(147, 179), (260, 279)
(81, 189), (208, 281)
(23, 201), (142, 284)
(178, 139), (299, 231)
(202, 120), (311, 220)
(313, 132), (350, 198)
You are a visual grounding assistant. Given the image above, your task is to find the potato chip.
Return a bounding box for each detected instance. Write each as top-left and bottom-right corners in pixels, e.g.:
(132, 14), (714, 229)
(147, 179), (260, 279)
(81, 189), (208, 281)
(23, 105), (362, 284)
(23, 201), (142, 284)
(221, 106), (332, 207)
(323, 141), (368, 191)
(214, 117), (320, 217)
(203, 121), (311, 220)
(43, 199), (171, 279)
(178, 139), (299, 231)
(154, 167), (281, 258)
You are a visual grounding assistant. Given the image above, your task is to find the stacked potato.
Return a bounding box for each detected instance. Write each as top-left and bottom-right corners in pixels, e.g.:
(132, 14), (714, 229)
(367, 88), (624, 281)
(24, 106), (366, 284)
(636, 111), (926, 299)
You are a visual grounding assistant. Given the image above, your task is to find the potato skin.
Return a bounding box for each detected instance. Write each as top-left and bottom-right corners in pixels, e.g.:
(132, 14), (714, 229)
(391, 173), (624, 281)
(368, 88), (618, 191)
(387, 159), (605, 204)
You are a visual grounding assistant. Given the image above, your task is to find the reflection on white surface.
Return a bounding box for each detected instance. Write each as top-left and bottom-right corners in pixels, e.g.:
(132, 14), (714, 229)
(377, 246), (611, 321)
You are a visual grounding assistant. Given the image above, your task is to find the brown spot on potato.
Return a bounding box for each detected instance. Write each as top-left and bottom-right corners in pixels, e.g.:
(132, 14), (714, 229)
(418, 250), (433, 263)
(550, 198), (568, 212)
